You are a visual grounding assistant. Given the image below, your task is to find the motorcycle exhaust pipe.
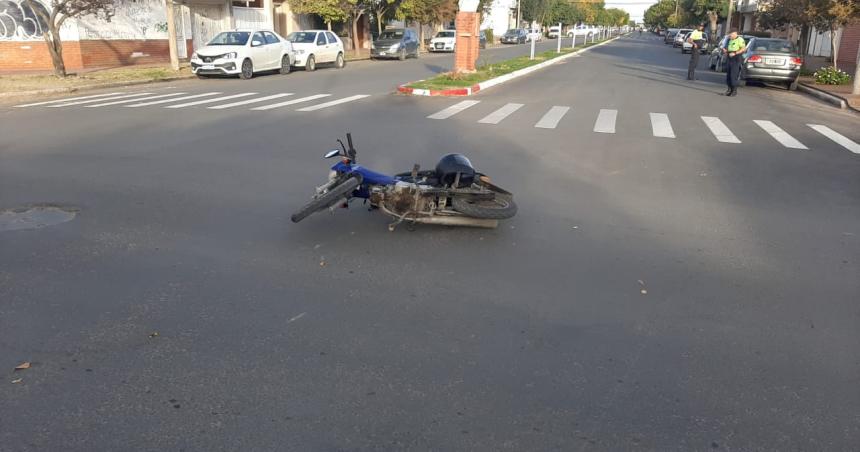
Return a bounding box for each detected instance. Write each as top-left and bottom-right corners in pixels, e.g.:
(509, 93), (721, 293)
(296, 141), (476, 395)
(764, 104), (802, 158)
(410, 215), (498, 228)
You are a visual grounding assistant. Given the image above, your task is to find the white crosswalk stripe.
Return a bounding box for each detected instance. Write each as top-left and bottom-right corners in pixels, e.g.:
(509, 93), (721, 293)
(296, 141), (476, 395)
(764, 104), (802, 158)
(297, 95), (371, 112)
(125, 92), (221, 107)
(754, 120), (807, 149)
(165, 92), (257, 109)
(808, 124), (860, 154)
(478, 103), (524, 124)
(701, 116), (741, 143)
(208, 93), (293, 109)
(427, 100), (480, 119)
(534, 106), (570, 129)
(85, 92), (188, 107)
(47, 92), (154, 107)
(14, 92), (124, 108)
(594, 109), (617, 133)
(250, 94), (329, 111)
(649, 113), (675, 138)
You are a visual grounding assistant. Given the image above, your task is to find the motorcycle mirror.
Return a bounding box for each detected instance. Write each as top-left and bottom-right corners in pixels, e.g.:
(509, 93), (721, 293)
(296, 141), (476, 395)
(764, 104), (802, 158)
(324, 149), (341, 159)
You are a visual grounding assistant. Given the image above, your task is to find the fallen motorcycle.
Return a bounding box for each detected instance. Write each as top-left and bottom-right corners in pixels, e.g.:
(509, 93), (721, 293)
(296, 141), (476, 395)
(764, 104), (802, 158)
(291, 133), (517, 230)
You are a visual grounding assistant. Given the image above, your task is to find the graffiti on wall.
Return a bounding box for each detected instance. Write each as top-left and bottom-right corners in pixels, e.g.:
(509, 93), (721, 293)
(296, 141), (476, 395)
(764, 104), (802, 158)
(0, 0), (49, 40)
(77, 0), (166, 40)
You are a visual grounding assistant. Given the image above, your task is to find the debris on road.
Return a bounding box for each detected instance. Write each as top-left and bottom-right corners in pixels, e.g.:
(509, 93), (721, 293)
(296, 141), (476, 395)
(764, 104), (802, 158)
(288, 312), (306, 323)
(148, 331), (159, 338)
(638, 280), (648, 295)
(11, 378), (23, 384)
(14, 362), (30, 371)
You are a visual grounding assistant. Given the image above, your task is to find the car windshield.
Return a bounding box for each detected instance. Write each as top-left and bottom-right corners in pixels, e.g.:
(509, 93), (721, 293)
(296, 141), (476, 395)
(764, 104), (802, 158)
(752, 39), (795, 53)
(287, 31), (317, 43)
(435, 31), (454, 38)
(208, 32), (250, 46)
(504, 30), (517, 36)
(380, 30), (404, 39)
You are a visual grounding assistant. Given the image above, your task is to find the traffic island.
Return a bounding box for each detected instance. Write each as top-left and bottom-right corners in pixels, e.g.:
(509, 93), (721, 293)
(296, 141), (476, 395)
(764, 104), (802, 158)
(398, 35), (623, 96)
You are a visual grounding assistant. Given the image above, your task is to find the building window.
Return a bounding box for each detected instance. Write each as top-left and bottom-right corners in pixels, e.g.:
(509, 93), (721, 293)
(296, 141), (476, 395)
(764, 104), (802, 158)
(232, 0), (262, 8)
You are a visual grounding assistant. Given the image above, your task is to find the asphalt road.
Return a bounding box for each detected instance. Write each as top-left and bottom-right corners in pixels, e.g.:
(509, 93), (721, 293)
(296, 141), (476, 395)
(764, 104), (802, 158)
(1, 33), (859, 451)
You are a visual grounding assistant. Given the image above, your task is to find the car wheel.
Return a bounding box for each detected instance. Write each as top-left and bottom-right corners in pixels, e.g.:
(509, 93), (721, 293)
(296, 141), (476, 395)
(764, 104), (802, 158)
(335, 52), (345, 69)
(239, 58), (253, 80)
(398, 48), (406, 61)
(280, 55), (291, 75)
(306, 55), (316, 72)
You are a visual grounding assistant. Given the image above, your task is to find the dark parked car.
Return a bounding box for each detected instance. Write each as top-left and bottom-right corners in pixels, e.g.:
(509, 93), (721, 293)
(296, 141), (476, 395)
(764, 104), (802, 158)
(479, 30), (487, 49)
(501, 29), (527, 44)
(708, 35), (755, 72)
(371, 28), (419, 60)
(664, 28), (679, 44)
(741, 38), (803, 90)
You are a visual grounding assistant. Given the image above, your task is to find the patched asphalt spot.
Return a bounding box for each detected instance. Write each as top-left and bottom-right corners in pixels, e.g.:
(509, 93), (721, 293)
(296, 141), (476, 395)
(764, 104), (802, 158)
(0, 204), (79, 232)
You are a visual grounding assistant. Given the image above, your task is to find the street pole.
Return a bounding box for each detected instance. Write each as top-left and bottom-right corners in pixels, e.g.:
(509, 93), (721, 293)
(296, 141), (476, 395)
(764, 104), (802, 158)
(530, 32), (536, 59)
(516, 0), (520, 29)
(165, 0), (179, 71)
(557, 22), (561, 53)
(725, 0), (734, 36)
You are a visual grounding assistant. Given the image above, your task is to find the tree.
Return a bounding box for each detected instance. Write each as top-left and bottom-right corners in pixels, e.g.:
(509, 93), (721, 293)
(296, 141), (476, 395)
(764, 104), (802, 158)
(808, 0), (858, 70)
(757, 0), (815, 65)
(289, 0), (348, 30)
(23, 0), (114, 77)
(685, 0), (729, 42)
(369, 0), (400, 34)
(521, 0), (549, 24)
(644, 0), (676, 29)
(341, 0), (368, 57)
(397, 0), (457, 51)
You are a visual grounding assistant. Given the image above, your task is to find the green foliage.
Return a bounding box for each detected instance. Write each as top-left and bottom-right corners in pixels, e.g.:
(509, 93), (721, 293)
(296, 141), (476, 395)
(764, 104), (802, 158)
(644, 0), (678, 28)
(288, 0), (348, 24)
(814, 66), (852, 85)
(484, 28), (494, 43)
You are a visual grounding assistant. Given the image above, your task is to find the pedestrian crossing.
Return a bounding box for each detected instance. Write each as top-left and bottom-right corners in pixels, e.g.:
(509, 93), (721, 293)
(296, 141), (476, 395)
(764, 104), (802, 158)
(424, 101), (860, 155)
(13, 90), (372, 113)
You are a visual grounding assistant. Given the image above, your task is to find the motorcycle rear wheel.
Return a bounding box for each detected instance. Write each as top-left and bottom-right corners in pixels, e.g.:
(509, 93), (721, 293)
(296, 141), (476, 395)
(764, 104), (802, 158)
(451, 194), (517, 219)
(291, 177), (361, 223)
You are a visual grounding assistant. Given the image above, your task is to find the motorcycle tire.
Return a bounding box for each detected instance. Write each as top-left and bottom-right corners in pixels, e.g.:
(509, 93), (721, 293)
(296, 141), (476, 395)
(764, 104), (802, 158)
(451, 194), (517, 220)
(291, 177), (361, 223)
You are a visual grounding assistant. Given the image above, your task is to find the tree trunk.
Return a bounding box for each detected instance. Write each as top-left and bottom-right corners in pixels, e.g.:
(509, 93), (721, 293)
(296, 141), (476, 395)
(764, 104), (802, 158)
(829, 23), (839, 70)
(351, 13), (362, 57)
(800, 23), (809, 62)
(327, 21), (332, 31)
(376, 11), (383, 34)
(708, 11), (717, 44)
(44, 28), (66, 77)
(418, 22), (424, 52)
(853, 38), (860, 94)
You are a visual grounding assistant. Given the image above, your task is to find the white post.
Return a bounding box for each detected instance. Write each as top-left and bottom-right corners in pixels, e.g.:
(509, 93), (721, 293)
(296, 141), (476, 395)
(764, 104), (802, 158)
(557, 22), (561, 53)
(530, 32), (536, 59)
(571, 31), (575, 49)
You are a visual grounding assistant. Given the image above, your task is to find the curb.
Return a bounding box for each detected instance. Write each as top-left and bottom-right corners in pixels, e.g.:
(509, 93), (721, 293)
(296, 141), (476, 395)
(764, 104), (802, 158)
(0, 74), (194, 100)
(398, 34), (625, 97)
(797, 82), (851, 110)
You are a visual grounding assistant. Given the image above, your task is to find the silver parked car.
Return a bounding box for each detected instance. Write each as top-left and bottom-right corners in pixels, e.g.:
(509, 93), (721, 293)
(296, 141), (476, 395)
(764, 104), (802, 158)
(740, 38), (803, 90)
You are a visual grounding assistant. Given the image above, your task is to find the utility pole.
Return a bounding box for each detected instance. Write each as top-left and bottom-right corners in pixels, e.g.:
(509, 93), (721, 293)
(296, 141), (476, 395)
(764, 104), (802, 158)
(516, 0), (521, 28)
(165, 0), (179, 71)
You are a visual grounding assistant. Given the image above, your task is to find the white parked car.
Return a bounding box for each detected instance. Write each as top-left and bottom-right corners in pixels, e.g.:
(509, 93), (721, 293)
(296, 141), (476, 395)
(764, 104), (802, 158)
(191, 29), (294, 79)
(547, 25), (562, 38)
(567, 24), (595, 38)
(527, 28), (543, 42)
(286, 30), (346, 71)
(429, 30), (456, 52)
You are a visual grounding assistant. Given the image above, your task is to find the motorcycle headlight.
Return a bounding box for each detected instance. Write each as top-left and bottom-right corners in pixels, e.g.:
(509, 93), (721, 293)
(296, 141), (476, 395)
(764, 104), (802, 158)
(222, 52), (237, 60)
(389, 43), (400, 51)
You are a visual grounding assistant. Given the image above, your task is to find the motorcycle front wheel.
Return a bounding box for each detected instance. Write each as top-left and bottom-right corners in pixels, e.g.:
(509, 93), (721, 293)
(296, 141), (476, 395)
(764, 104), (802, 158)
(291, 177), (361, 223)
(451, 194), (517, 220)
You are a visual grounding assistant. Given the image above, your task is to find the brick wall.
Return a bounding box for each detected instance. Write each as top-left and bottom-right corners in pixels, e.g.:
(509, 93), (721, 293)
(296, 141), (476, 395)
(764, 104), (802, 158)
(0, 39), (174, 73)
(837, 24), (859, 73)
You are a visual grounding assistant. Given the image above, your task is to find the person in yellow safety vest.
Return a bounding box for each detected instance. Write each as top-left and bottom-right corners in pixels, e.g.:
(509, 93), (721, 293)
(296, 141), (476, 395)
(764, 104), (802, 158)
(686, 24), (706, 80)
(723, 29), (747, 96)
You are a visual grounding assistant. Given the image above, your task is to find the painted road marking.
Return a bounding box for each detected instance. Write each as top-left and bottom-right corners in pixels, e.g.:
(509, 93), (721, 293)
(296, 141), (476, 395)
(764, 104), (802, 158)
(808, 124), (860, 154)
(125, 92), (222, 107)
(14, 92), (124, 108)
(649, 113), (675, 138)
(534, 106), (570, 129)
(250, 94), (330, 111)
(165, 92), (257, 108)
(754, 120), (807, 149)
(427, 100), (480, 119)
(297, 95), (371, 112)
(701, 116), (741, 143)
(47, 92), (154, 107)
(85, 92), (188, 107)
(478, 103), (524, 124)
(593, 109), (617, 134)
(209, 93), (293, 109)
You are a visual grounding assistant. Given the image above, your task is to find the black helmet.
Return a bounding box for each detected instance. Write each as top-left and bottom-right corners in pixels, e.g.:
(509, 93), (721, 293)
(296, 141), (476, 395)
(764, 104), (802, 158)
(435, 153), (476, 187)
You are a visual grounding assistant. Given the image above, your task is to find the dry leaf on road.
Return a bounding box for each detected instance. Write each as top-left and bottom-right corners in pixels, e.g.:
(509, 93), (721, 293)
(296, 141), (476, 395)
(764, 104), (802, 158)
(11, 378), (22, 384)
(14, 362), (30, 370)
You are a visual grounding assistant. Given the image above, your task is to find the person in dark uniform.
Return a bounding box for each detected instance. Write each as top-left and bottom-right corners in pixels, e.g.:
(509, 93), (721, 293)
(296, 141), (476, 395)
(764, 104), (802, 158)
(686, 24), (706, 80)
(723, 29), (747, 96)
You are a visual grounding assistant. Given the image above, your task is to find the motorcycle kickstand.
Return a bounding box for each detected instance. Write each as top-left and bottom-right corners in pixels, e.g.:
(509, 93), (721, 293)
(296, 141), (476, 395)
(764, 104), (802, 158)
(387, 210), (414, 232)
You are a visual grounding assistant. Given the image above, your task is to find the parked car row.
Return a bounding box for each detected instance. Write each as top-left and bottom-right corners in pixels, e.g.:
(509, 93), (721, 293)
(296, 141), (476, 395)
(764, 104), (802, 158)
(707, 36), (802, 90)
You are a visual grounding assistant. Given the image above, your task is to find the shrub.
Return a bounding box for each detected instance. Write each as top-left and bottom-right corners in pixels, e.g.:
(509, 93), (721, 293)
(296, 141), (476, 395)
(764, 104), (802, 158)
(813, 66), (852, 85)
(483, 29), (494, 44)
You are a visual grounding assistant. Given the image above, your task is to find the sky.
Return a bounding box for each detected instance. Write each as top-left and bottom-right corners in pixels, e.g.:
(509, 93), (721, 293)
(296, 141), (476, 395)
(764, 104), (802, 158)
(603, 0), (658, 23)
